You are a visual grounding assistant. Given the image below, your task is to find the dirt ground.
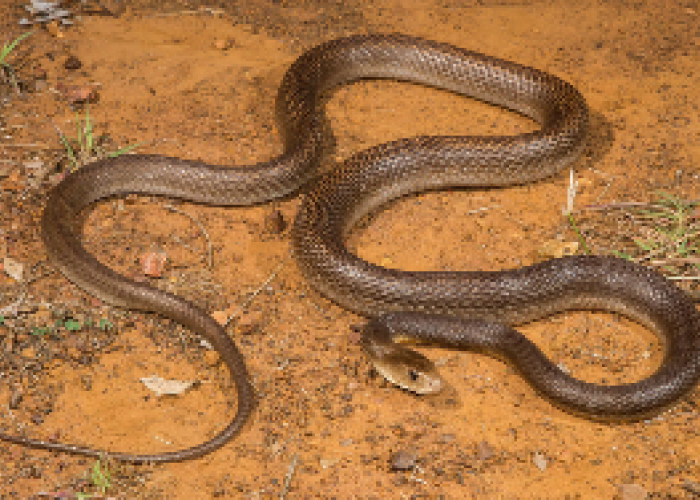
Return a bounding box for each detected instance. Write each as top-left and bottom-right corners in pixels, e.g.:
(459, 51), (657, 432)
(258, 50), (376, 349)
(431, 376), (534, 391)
(1, 0), (699, 498)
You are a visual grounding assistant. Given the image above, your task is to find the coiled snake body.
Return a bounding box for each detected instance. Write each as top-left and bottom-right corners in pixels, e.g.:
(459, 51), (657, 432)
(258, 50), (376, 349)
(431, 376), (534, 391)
(2, 34), (699, 462)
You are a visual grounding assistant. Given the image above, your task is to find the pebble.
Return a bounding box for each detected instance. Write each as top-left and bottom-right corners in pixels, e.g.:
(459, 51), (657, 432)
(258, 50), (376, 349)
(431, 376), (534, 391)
(390, 449), (417, 471)
(532, 451), (547, 471)
(619, 483), (647, 500)
(477, 440), (494, 461)
(64, 55), (82, 70)
(9, 390), (23, 409)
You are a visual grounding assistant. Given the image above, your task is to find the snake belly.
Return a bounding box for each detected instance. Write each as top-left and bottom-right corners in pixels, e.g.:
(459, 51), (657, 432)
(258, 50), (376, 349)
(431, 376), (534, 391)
(2, 34), (698, 463)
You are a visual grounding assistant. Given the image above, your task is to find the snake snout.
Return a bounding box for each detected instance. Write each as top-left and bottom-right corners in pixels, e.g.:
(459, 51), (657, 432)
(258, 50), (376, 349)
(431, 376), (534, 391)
(362, 330), (443, 395)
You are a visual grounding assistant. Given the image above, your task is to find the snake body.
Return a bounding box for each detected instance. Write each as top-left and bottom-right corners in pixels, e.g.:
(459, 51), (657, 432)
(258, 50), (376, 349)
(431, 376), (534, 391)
(2, 34), (699, 462)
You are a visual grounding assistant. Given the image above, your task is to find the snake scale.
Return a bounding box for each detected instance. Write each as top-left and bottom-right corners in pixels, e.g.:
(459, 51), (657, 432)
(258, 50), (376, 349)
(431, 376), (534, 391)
(2, 34), (699, 463)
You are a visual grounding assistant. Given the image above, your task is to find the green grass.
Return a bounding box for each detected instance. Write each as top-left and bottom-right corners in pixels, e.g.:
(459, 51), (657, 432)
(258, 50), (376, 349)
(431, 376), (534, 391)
(30, 315), (113, 337)
(57, 103), (142, 172)
(567, 212), (590, 255)
(611, 192), (700, 275)
(75, 459), (112, 499)
(0, 31), (33, 92)
(570, 192), (700, 279)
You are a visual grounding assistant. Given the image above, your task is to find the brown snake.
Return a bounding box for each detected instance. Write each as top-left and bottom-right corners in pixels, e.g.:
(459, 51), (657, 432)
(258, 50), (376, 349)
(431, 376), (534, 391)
(2, 34), (699, 463)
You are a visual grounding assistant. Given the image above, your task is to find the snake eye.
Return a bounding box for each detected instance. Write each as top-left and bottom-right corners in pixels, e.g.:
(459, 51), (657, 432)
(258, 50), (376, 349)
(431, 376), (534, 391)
(409, 369), (421, 382)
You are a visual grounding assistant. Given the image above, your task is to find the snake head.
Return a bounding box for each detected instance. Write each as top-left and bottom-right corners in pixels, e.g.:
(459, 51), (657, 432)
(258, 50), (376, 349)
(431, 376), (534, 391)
(362, 330), (443, 395)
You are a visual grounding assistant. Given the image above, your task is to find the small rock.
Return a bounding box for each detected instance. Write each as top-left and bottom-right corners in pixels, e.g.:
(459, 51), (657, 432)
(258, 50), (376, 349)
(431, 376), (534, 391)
(211, 309), (229, 326)
(477, 440), (494, 461)
(538, 239), (579, 259)
(682, 480), (700, 495)
(533, 451), (547, 471)
(140, 251), (168, 277)
(3, 257), (24, 281)
(320, 458), (339, 469)
(63, 55), (82, 70)
(56, 82), (98, 103)
(9, 390), (23, 409)
(213, 38), (234, 50)
(619, 483), (647, 500)
(390, 449), (417, 471)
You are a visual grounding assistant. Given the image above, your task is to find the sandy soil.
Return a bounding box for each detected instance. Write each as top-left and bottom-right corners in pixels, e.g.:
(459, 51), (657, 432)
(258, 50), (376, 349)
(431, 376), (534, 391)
(1, 0), (699, 498)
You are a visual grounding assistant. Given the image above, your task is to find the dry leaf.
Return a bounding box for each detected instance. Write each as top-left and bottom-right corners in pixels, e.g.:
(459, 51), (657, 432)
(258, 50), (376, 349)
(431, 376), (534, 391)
(532, 452), (547, 471)
(3, 257), (24, 281)
(140, 375), (196, 397)
(211, 309), (230, 325)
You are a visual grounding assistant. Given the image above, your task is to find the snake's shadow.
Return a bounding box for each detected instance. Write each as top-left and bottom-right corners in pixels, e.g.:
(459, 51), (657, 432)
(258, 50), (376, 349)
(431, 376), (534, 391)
(578, 109), (615, 175)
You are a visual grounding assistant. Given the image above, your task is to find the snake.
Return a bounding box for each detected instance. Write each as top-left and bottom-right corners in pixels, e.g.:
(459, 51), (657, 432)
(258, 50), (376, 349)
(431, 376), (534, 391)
(2, 34), (699, 463)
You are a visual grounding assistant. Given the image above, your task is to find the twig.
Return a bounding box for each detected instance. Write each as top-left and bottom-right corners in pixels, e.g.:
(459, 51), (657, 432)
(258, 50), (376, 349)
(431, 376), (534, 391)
(564, 167), (577, 215)
(582, 199), (699, 212)
(225, 260), (286, 327)
(147, 7), (226, 17)
(567, 213), (590, 255)
(280, 453), (299, 499)
(648, 257), (700, 266)
(1, 143), (51, 148)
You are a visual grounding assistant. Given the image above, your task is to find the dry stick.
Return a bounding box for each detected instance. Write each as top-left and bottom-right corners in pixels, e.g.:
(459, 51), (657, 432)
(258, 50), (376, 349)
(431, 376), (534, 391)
(564, 167), (577, 215)
(280, 453), (299, 499)
(224, 260), (287, 328)
(582, 199), (700, 212)
(1, 143), (51, 148)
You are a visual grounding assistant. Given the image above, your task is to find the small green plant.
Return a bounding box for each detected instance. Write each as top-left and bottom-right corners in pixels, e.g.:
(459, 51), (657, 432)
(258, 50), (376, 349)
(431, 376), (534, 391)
(57, 103), (142, 173)
(0, 31), (33, 92)
(89, 459), (112, 495)
(75, 459), (112, 499)
(31, 326), (49, 336)
(611, 192), (700, 274)
(30, 316), (112, 338)
(573, 192), (700, 279)
(567, 212), (590, 255)
(98, 318), (113, 330)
